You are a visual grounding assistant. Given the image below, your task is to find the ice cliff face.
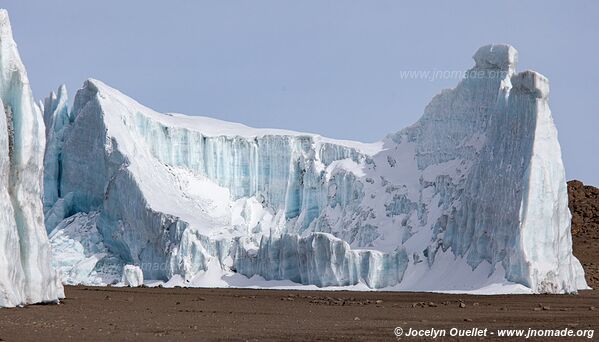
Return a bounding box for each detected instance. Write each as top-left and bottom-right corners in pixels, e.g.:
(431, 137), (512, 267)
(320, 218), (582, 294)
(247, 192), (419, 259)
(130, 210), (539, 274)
(0, 10), (64, 307)
(44, 44), (586, 293)
(42, 84), (69, 222)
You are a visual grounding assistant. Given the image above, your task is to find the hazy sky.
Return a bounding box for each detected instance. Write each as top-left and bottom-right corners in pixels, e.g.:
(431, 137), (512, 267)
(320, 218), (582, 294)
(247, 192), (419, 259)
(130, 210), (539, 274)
(4, 1), (598, 185)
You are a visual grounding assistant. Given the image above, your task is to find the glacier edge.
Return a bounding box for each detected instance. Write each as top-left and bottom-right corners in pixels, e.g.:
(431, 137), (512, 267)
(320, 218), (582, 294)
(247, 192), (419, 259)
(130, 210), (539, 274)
(0, 9), (64, 307)
(43, 44), (587, 294)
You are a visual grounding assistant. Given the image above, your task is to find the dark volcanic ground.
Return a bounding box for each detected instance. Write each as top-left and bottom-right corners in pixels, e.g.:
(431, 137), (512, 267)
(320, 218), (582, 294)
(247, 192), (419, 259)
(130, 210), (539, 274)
(0, 286), (597, 341)
(569, 180), (599, 289)
(0, 180), (597, 341)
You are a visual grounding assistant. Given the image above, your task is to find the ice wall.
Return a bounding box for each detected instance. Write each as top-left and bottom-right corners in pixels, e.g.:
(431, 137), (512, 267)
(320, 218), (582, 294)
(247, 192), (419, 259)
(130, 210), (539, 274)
(0, 9), (64, 307)
(43, 43), (586, 293)
(388, 45), (586, 292)
(234, 233), (408, 288)
(42, 85), (70, 222)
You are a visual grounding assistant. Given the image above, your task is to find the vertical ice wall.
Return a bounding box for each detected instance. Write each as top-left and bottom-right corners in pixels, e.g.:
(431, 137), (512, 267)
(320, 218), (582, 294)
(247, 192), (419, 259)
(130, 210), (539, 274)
(0, 9), (64, 307)
(509, 71), (587, 291)
(393, 45), (587, 292)
(42, 86), (69, 214)
(42, 85), (72, 232)
(42, 43), (586, 293)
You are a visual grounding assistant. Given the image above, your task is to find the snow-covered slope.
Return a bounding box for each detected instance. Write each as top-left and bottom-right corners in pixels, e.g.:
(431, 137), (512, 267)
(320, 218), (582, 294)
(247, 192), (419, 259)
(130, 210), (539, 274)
(0, 9), (63, 307)
(44, 44), (586, 293)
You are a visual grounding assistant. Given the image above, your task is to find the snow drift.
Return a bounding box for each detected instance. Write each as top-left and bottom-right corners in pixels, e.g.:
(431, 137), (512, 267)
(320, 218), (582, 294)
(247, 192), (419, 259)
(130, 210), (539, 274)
(0, 9), (63, 307)
(43, 44), (587, 293)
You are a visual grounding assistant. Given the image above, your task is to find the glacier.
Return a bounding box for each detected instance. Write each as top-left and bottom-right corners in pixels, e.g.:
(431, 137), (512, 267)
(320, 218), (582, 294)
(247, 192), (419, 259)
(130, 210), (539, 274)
(0, 10), (64, 307)
(42, 44), (587, 293)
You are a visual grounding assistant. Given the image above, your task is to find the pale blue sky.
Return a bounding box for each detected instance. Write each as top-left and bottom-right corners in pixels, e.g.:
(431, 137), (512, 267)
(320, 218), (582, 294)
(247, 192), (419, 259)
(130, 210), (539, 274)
(4, 1), (598, 184)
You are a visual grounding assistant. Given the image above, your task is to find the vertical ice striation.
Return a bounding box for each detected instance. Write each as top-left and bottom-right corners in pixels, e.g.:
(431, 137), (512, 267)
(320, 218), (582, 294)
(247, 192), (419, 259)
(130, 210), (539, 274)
(0, 9), (63, 307)
(509, 71), (587, 291)
(43, 84), (70, 229)
(392, 45), (586, 292)
(43, 43), (586, 293)
(234, 233), (408, 288)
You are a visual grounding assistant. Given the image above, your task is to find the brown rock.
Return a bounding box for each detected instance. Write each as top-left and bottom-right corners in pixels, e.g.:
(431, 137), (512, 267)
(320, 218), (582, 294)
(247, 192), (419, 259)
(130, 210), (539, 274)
(568, 180), (599, 289)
